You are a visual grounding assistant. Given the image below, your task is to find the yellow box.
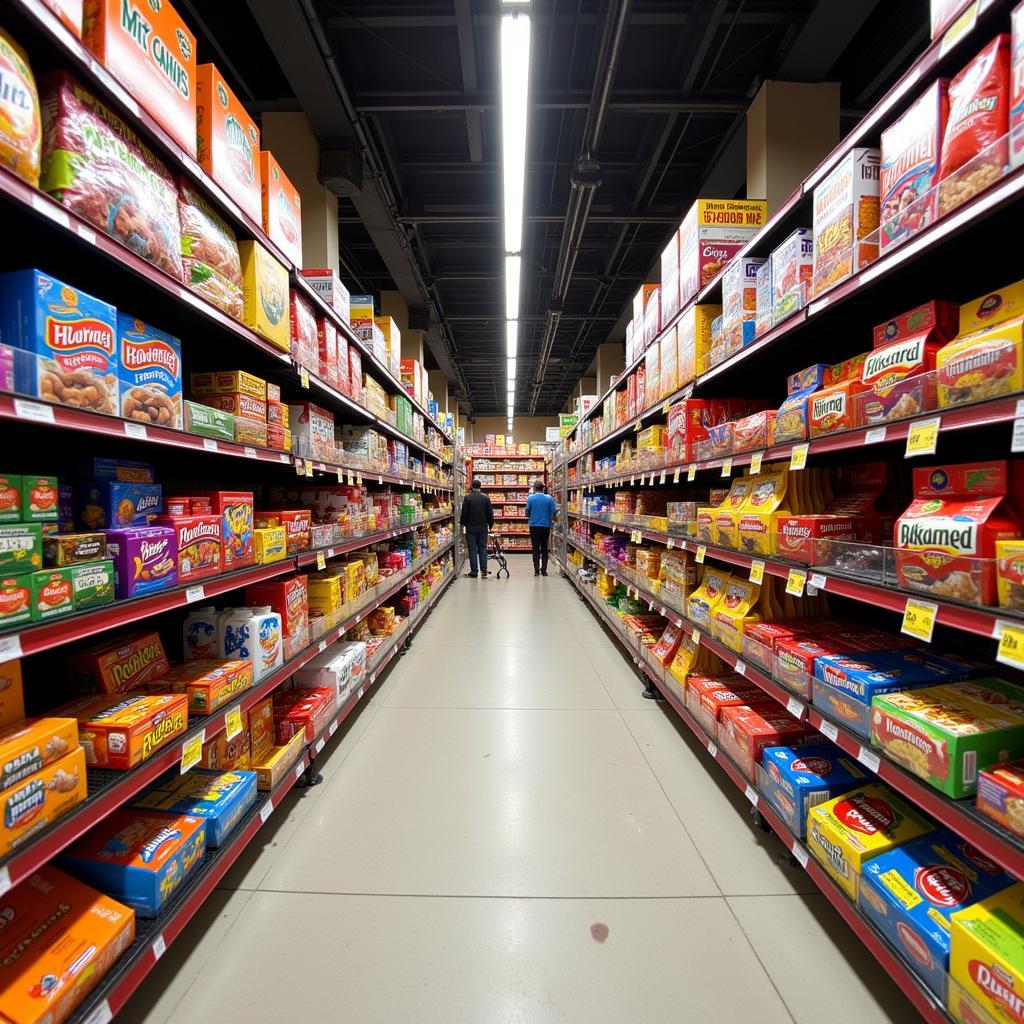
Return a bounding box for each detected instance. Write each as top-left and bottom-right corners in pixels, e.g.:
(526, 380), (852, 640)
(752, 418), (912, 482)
(737, 471), (788, 556)
(937, 319), (1024, 408)
(997, 540), (1024, 611)
(307, 572), (344, 613)
(253, 729), (306, 791)
(806, 784), (934, 901)
(342, 559), (364, 598)
(710, 578), (761, 652)
(189, 370), (267, 399)
(950, 882), (1024, 1024)
(958, 279), (1024, 336)
(239, 240), (290, 351)
(637, 425), (666, 451)
(254, 526), (287, 564)
(0, 746), (87, 856)
(0, 659), (24, 729)
(679, 303), (722, 377)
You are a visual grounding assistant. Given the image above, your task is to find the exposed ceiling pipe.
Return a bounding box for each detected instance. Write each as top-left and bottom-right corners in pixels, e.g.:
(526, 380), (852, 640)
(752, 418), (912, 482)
(529, 0), (631, 414)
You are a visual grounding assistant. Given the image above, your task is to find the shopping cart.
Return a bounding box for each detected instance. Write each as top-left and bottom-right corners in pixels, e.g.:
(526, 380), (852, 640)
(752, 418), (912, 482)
(489, 532), (510, 578)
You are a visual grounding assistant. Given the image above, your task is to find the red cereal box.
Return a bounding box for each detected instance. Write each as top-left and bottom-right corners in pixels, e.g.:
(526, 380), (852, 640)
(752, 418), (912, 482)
(150, 514), (222, 583)
(290, 289), (318, 373)
(349, 346), (362, 403)
(808, 378), (868, 437)
(318, 317), (338, 387)
(254, 509), (311, 555)
(718, 705), (816, 780)
(71, 630), (169, 694)
(194, 491), (254, 569)
(1012, 4), (1024, 169)
(246, 575), (308, 638)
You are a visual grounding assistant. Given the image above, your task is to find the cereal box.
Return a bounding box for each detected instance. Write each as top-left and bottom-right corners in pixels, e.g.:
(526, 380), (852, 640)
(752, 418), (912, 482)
(247, 695), (274, 764)
(151, 514), (222, 583)
(77, 479), (163, 531)
(183, 400), (233, 441)
(895, 461), (1021, 605)
(0, 576), (30, 628)
(0, 747), (86, 857)
(871, 678), (1024, 798)
(807, 784), (935, 901)
(678, 199), (767, 304)
(252, 729), (305, 791)
(104, 525), (177, 599)
(255, 509), (311, 555)
(200, 725), (250, 772)
(721, 257), (765, 353)
(0, 524), (41, 577)
(0, 866), (135, 1024)
(260, 150), (302, 267)
(254, 526), (286, 564)
(62, 692), (188, 769)
(71, 630), (169, 694)
(770, 229), (813, 322)
(117, 314), (182, 428)
(754, 260), (773, 336)
(302, 269), (350, 323)
(196, 63), (260, 222)
(758, 743), (867, 838)
(144, 659), (253, 715)
(812, 148), (880, 294)
(0, 27), (41, 188)
(69, 558), (115, 610)
(43, 531), (105, 566)
(238, 241), (289, 351)
(808, 379), (867, 438)
(21, 475), (58, 523)
(660, 230), (680, 322)
(978, 758), (1024, 837)
(0, 718), (78, 795)
(194, 491), (254, 569)
(880, 80), (947, 251)
(133, 768), (257, 847)
(82, 0), (197, 156)
(190, 369), (266, 399)
(1013, 2), (1024, 170)
(772, 389), (812, 444)
(0, 269), (118, 415)
(937, 317), (1024, 409)
(61, 809), (206, 917)
(29, 567), (74, 621)
(859, 828), (1015, 1000)
(949, 882), (1024, 1024)
(718, 705), (816, 780)
(0, 474), (21, 523)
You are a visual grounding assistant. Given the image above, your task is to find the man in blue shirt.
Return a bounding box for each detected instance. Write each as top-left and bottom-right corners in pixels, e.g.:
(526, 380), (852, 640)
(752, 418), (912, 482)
(525, 480), (558, 576)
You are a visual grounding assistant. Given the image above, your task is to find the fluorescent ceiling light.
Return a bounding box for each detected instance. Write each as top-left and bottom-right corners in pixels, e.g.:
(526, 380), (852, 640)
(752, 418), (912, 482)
(500, 12), (530, 254)
(507, 357), (516, 377)
(506, 320), (518, 357)
(505, 255), (521, 320)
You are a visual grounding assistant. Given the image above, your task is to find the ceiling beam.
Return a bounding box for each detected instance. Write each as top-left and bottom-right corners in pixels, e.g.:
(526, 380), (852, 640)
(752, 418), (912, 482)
(327, 12), (791, 30)
(453, 0), (483, 162)
(351, 92), (748, 115)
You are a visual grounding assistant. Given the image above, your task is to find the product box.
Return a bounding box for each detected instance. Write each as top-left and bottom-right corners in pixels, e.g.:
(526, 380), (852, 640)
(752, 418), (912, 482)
(302, 269), (351, 323)
(255, 509), (311, 555)
(0, 575), (31, 629)
(117, 313), (182, 428)
(978, 758), (1024, 837)
(938, 318), (1024, 409)
(150, 514), (222, 583)
(758, 743), (867, 838)
(0, 475), (21, 523)
(200, 726), (250, 772)
(76, 479), (162, 529)
(246, 575), (308, 638)
(247, 695), (274, 764)
(61, 692), (188, 769)
(43, 531), (105, 566)
(71, 630), (170, 694)
(717, 704), (816, 780)
(105, 525), (177, 599)
(0, 717), (78, 795)
(238, 240), (290, 351)
(859, 828), (1015, 1001)
(252, 728), (305, 791)
(0, 269), (118, 415)
(190, 369), (267, 399)
(29, 567), (74, 621)
(146, 659), (253, 715)
(82, 0), (197, 157)
(0, 866), (135, 1024)
(254, 525), (287, 564)
(678, 199), (768, 304)
(808, 379), (868, 438)
(193, 491), (254, 569)
(0, 746), (86, 857)
(0, 523), (41, 577)
(61, 809), (206, 917)
(770, 229), (814, 322)
(807, 784), (935, 901)
(260, 150), (302, 268)
(721, 257), (765, 353)
(69, 558), (115, 610)
(20, 475), (58, 522)
(871, 678), (1024, 798)
(205, 391), (267, 420)
(772, 389), (813, 444)
(133, 768), (257, 847)
(754, 261), (773, 336)
(660, 230), (680, 322)
(183, 400), (234, 441)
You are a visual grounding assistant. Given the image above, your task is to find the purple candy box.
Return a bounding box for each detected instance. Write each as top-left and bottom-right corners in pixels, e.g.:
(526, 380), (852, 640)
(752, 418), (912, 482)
(104, 526), (178, 599)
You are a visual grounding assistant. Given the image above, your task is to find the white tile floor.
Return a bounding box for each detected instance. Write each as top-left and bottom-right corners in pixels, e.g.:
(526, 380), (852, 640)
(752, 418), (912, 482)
(120, 561), (922, 1024)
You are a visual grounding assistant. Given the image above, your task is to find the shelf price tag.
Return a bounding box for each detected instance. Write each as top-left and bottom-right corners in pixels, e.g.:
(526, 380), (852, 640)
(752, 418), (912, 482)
(809, 573), (827, 591)
(865, 426), (887, 445)
(666, 537), (675, 549)
(316, 551), (327, 571)
(721, 458), (732, 478)
(1013, 418), (1024, 454)
(749, 559), (765, 584)
(225, 705), (243, 740)
(786, 697), (804, 719)
(0, 634), (22, 665)
(123, 421), (147, 440)
(640, 474), (646, 486)
(660, 470), (667, 484)
(81, 999), (113, 1024)
(901, 598), (938, 643)
(185, 585), (205, 604)
(707, 740), (717, 758)
(791, 841), (809, 869)
(734, 660), (746, 676)
(687, 465), (697, 482)
(203, 438), (219, 452)
(672, 467), (680, 483)
(180, 731), (204, 774)
(695, 545), (707, 564)
(789, 443), (809, 471)
(905, 416), (940, 457)
(13, 399), (55, 424)
(336, 468), (344, 483)
(259, 801), (274, 823)
(819, 720), (838, 742)
(634, 419), (642, 432)
(151, 934), (167, 961)
(785, 568), (807, 596)
(347, 472), (355, 486)
(857, 746), (881, 772)
(744, 785), (759, 806)
(299, 367), (310, 389)
(750, 452), (763, 474)
(997, 624), (1024, 671)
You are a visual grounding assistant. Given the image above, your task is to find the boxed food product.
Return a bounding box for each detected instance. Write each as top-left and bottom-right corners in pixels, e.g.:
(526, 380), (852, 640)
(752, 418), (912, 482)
(133, 768), (257, 847)
(0, 746), (86, 857)
(0, 474), (21, 523)
(205, 392), (267, 420)
(807, 784), (935, 901)
(0, 268), (118, 415)
(247, 575), (309, 638)
(104, 525), (177, 598)
(754, 261), (773, 336)
(40, 72), (182, 278)
(808, 378), (868, 437)
(150, 514), (221, 583)
(737, 469), (790, 555)
(687, 675), (771, 738)
(678, 199), (768, 304)
(978, 758), (1024, 836)
(998, 539), (1024, 610)
(247, 695), (274, 764)
(68, 558), (115, 610)
(19, 475), (57, 523)
(0, 28), (41, 188)
(200, 725), (250, 772)
(688, 566), (732, 630)
(178, 181), (244, 318)
(29, 567), (74, 620)
(718, 704), (816, 780)
(758, 743), (867, 838)
(62, 692), (188, 769)
(193, 491), (254, 569)
(721, 257), (765, 353)
(660, 231), (680, 322)
(254, 525), (287, 564)
(117, 314), (182, 427)
(252, 728), (305, 791)
(772, 389), (813, 444)
(871, 678), (1024, 798)
(61, 809), (206, 917)
(770, 229), (814, 322)
(145, 659), (253, 715)
(0, 524), (41, 576)
(302, 269), (350, 323)
(273, 686), (334, 743)
(0, 866), (135, 1024)
(76, 479), (162, 530)
(71, 630), (169, 694)
(260, 150), (302, 267)
(183, 400), (234, 441)
(860, 828), (1014, 1000)
(239, 240), (289, 351)
(190, 369), (266, 399)
(82, 0), (197, 156)
(812, 148), (880, 294)
(895, 461), (1021, 605)
(880, 80), (947, 251)
(0, 717), (78, 794)
(43, 531), (105, 566)
(0, 575), (31, 628)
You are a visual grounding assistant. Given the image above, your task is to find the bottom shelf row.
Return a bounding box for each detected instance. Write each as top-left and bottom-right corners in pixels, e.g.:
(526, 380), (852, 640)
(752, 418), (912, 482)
(561, 560), (1021, 1024)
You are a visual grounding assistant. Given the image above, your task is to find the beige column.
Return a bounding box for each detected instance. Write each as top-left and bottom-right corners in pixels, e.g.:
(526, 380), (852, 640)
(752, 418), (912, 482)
(595, 342), (624, 395)
(261, 113), (339, 272)
(379, 291), (408, 333)
(574, 377), (597, 400)
(747, 81), (840, 213)
(427, 370), (448, 411)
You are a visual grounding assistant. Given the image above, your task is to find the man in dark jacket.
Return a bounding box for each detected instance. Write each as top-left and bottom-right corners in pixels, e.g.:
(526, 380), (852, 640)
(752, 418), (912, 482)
(460, 479), (494, 578)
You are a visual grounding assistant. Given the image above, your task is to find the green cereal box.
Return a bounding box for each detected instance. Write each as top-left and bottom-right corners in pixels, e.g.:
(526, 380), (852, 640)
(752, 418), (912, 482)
(21, 475), (58, 521)
(184, 401), (235, 442)
(0, 475), (22, 523)
(0, 524), (41, 576)
(70, 559), (115, 611)
(30, 568), (74, 621)
(0, 576), (30, 627)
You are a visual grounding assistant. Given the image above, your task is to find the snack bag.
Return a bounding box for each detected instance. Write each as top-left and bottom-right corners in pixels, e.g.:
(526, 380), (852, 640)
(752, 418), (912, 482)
(0, 28), (42, 187)
(178, 180), (244, 318)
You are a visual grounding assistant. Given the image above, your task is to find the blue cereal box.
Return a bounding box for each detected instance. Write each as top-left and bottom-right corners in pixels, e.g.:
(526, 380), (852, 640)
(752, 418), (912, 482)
(132, 769), (257, 847)
(0, 269), (118, 415)
(757, 743), (868, 838)
(60, 809), (206, 917)
(117, 314), (183, 429)
(859, 828), (1015, 1000)
(812, 649), (971, 738)
(77, 480), (163, 529)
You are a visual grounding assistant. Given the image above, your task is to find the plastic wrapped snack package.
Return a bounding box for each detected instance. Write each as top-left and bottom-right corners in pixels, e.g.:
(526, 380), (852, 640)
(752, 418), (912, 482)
(0, 27), (42, 187)
(178, 180), (244, 319)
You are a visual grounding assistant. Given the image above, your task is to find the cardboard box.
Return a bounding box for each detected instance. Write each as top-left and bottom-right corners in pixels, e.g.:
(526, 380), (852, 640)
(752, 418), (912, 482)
(62, 693), (188, 769)
(76, 478), (163, 530)
(117, 314), (182, 428)
(205, 391), (267, 420)
(20, 475), (58, 522)
(184, 400), (234, 441)
(247, 696), (274, 764)
(254, 525), (287, 564)
(252, 728), (305, 790)
(71, 630), (170, 694)
(0, 746), (87, 857)
(0, 717), (78, 795)
(302, 269), (350, 323)
(144, 659), (253, 715)
(150, 514), (222, 583)
(239, 241), (290, 351)
(105, 525), (178, 599)
(68, 558), (115, 611)
(770, 229), (814, 322)
(193, 491), (254, 569)
(43, 531), (105, 566)
(0, 474), (21, 523)
(29, 567), (74, 621)
(979, 758), (1024, 837)
(0, 575), (30, 628)
(190, 369), (267, 399)
(717, 704), (816, 780)
(260, 150), (302, 267)
(678, 199), (767, 304)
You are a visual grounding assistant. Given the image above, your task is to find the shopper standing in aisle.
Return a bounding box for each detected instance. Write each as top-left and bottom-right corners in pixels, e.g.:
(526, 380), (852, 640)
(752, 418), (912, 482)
(460, 478), (494, 578)
(526, 478), (558, 576)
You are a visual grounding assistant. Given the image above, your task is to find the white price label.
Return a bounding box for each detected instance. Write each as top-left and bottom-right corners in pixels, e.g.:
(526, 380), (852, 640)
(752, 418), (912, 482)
(76, 223), (96, 244)
(294, 761), (306, 781)
(31, 192), (70, 227)
(1013, 419), (1024, 454)
(279, 453), (291, 463)
(857, 747), (881, 772)
(357, 686), (365, 699)
(151, 934), (167, 961)
(203, 438), (218, 452)
(315, 738), (325, 754)
(0, 634), (23, 665)
(81, 1000), (113, 1024)
(329, 720), (338, 736)
(707, 741), (718, 758)
(819, 720), (838, 742)
(0, 866), (11, 898)
(734, 660), (747, 676)
(244, 446), (258, 459)
(318, 639), (328, 653)
(259, 801), (274, 823)
(864, 426), (887, 445)
(744, 785), (759, 806)
(185, 585), (205, 604)
(13, 399), (54, 424)
(809, 573), (827, 591)
(791, 842), (809, 869)
(123, 421), (147, 440)
(786, 697), (804, 719)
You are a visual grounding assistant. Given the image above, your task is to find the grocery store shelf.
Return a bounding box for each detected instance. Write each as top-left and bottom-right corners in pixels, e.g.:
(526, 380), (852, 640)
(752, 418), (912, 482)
(294, 513), (453, 567)
(300, 455), (452, 492)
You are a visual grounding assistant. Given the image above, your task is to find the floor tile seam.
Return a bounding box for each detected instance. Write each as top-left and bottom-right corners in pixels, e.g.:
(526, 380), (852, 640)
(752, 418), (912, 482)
(247, 888), (731, 901)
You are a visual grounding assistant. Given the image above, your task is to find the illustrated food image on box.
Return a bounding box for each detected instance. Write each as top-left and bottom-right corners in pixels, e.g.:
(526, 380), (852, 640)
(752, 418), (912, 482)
(239, 240), (289, 350)
(261, 150), (302, 267)
(117, 313), (183, 428)
(0, 746), (86, 857)
(978, 759), (1024, 838)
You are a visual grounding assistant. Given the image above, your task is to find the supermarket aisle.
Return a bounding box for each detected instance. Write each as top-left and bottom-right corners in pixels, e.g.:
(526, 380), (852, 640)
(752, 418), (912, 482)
(122, 567), (919, 1024)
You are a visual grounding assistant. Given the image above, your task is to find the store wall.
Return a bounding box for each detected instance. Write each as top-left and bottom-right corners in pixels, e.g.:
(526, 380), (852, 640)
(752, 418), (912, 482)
(467, 417), (558, 443)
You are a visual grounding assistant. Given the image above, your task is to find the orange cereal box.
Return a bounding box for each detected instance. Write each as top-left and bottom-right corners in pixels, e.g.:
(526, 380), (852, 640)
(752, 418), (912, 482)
(808, 379), (868, 437)
(83, 0), (197, 157)
(70, 630), (170, 694)
(0, 865), (135, 1024)
(247, 695), (274, 763)
(141, 658), (253, 715)
(0, 28), (42, 188)
(0, 718), (78, 795)
(260, 150), (302, 268)
(61, 693), (187, 769)
(196, 64), (261, 224)
(0, 747), (86, 857)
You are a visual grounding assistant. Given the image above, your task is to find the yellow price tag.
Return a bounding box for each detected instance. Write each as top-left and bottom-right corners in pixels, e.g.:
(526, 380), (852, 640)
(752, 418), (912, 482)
(998, 624), (1024, 671)
(785, 568), (807, 597)
(721, 458), (732, 478)
(295, 460), (305, 477)
(750, 451), (763, 474)
(901, 598), (938, 643)
(939, 0), (978, 58)
(299, 367), (310, 389)
(660, 470), (667, 484)
(634, 419), (642, 432)
(304, 459), (314, 478)
(905, 416), (941, 457)
(687, 465), (696, 482)
(180, 732), (203, 774)
(696, 545), (707, 564)
(357, 473), (363, 486)
(662, 400), (671, 414)
(347, 472), (355, 486)
(790, 443), (809, 471)
(225, 706), (243, 741)
(316, 550), (326, 571)
(673, 468), (680, 483)
(749, 559), (765, 585)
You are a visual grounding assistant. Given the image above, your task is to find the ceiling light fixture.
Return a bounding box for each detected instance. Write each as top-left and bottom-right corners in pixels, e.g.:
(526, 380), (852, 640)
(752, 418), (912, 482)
(504, 255), (521, 320)
(507, 357), (517, 378)
(500, 13), (530, 255)
(506, 320), (517, 358)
